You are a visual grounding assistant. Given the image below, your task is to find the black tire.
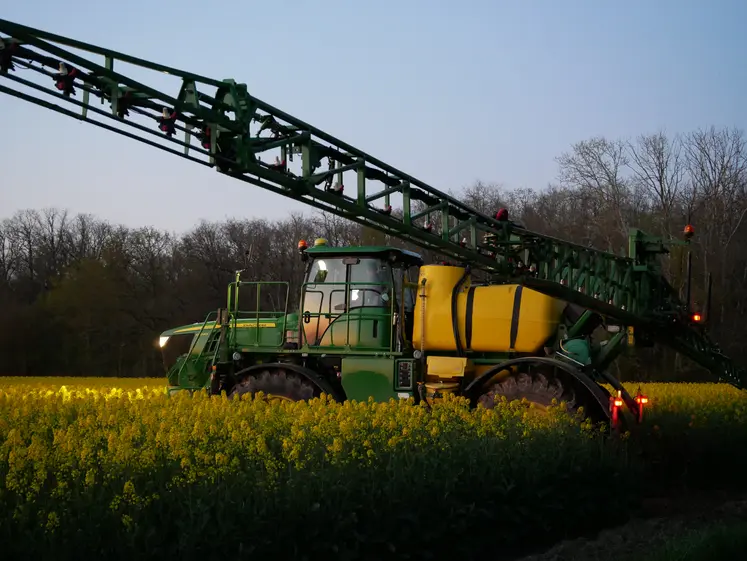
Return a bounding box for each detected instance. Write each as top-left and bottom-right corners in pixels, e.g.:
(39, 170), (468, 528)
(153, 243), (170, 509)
(477, 370), (578, 415)
(477, 365), (622, 429)
(229, 368), (316, 402)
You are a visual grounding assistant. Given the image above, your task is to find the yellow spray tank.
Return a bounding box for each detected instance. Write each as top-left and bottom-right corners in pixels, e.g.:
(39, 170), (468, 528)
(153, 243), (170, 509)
(412, 264), (567, 354)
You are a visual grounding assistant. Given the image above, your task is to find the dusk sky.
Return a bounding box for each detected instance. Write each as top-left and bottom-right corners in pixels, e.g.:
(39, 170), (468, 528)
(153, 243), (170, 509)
(1, 0), (745, 235)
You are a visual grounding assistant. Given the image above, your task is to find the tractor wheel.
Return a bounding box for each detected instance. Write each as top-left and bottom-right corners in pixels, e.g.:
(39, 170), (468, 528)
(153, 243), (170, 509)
(229, 368), (316, 403)
(475, 360), (623, 429)
(477, 370), (579, 416)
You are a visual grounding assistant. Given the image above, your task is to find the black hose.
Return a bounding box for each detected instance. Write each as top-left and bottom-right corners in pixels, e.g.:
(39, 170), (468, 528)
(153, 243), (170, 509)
(451, 265), (471, 356)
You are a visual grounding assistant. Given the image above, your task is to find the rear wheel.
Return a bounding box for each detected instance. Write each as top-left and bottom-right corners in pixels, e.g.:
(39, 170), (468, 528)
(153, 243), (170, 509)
(229, 367), (316, 403)
(478, 370), (578, 416)
(476, 361), (611, 425)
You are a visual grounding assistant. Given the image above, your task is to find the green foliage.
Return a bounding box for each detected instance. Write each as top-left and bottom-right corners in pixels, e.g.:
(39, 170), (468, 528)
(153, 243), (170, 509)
(39, 259), (138, 375)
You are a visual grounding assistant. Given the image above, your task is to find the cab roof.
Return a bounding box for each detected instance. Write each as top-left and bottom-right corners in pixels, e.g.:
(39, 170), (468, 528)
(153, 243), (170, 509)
(303, 244), (423, 265)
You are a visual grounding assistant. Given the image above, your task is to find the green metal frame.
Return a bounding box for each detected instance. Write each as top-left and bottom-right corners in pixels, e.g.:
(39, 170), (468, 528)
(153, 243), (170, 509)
(1, 18), (744, 390)
(170, 310), (220, 390)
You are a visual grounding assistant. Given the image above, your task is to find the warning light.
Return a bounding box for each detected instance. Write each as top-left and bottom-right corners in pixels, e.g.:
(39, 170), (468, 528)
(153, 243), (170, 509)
(684, 224), (695, 239)
(314, 238), (328, 247)
(298, 239), (310, 262)
(691, 313), (703, 323)
(610, 390), (624, 430)
(634, 387), (649, 423)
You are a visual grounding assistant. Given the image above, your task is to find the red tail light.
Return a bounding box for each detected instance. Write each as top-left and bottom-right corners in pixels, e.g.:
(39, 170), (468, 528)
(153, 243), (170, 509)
(634, 387), (649, 423)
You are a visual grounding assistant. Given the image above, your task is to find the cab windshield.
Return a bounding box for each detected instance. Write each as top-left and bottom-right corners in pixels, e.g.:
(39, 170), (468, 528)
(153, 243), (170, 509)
(304, 256), (394, 311)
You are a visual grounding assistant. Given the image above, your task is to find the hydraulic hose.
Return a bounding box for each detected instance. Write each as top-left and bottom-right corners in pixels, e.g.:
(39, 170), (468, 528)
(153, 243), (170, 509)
(451, 266), (471, 357)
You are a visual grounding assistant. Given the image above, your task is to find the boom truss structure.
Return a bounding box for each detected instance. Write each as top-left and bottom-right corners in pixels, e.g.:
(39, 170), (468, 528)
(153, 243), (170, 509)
(1, 19), (744, 390)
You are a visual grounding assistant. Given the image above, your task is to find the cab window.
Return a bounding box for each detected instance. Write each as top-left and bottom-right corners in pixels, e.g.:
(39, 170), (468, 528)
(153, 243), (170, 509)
(348, 258), (393, 308)
(306, 257), (346, 285)
(305, 257), (347, 313)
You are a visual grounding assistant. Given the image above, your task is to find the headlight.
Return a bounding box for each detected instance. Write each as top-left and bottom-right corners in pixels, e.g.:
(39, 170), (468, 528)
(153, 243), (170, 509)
(159, 336), (170, 348)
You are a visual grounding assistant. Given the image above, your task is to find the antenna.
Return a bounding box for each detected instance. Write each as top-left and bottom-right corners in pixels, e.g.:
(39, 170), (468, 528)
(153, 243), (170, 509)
(245, 244), (254, 267)
(235, 244), (254, 282)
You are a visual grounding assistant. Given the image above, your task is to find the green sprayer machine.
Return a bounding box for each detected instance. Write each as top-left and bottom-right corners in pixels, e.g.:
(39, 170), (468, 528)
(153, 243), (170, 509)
(1, 19), (744, 429)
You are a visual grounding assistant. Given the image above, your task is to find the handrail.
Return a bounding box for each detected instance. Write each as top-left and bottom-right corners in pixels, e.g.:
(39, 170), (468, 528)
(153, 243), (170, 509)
(226, 280), (291, 347)
(174, 310), (218, 384)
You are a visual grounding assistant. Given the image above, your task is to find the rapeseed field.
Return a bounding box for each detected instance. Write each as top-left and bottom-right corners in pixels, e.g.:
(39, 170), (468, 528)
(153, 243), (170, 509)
(0, 377), (745, 560)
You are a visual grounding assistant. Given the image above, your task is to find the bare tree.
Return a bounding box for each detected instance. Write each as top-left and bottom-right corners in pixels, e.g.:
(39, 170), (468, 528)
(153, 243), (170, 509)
(556, 137), (633, 247)
(0, 221), (18, 287)
(627, 131), (685, 238)
(460, 181), (505, 216)
(682, 127), (747, 336)
(68, 213), (113, 262)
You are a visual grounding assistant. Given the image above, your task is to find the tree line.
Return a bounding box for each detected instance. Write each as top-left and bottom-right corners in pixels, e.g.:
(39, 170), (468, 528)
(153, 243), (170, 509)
(1, 126), (745, 381)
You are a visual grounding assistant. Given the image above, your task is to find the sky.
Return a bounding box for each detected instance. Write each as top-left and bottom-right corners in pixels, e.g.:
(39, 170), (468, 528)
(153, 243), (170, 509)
(1, 0), (746, 235)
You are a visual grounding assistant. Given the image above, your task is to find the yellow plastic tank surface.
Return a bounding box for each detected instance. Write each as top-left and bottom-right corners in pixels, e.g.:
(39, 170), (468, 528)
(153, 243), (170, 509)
(412, 265), (566, 354)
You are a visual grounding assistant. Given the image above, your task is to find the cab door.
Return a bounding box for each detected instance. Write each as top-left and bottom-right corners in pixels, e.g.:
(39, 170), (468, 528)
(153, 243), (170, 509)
(324, 257), (393, 349)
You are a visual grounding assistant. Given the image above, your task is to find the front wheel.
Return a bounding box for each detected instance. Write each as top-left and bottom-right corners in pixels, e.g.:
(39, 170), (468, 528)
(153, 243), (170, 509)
(229, 367), (316, 403)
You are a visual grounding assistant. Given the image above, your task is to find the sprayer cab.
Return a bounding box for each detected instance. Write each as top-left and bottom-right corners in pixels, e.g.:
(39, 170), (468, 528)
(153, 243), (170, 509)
(297, 242), (422, 349)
